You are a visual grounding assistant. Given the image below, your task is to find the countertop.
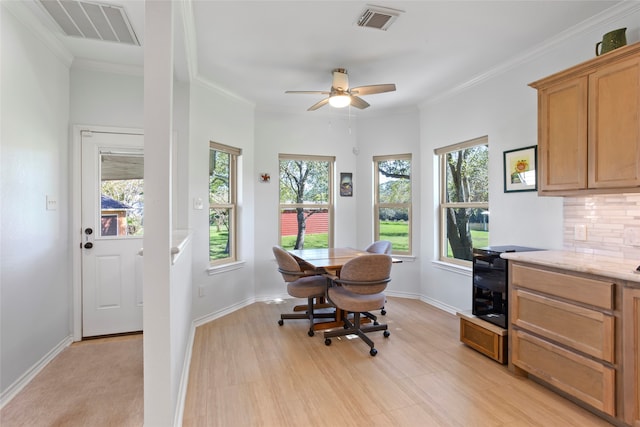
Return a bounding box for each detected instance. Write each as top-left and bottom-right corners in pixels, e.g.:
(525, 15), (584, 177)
(500, 250), (640, 284)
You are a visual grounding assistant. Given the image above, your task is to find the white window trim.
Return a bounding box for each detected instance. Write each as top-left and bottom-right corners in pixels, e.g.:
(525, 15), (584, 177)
(373, 153), (412, 255)
(435, 136), (488, 267)
(209, 141), (241, 266)
(278, 154), (335, 248)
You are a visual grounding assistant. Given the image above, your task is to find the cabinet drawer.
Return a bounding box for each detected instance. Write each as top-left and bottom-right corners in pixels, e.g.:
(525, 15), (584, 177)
(512, 329), (615, 416)
(512, 289), (615, 362)
(511, 263), (614, 310)
(459, 317), (506, 364)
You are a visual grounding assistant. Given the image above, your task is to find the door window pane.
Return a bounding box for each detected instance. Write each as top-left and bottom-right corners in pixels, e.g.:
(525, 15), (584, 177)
(100, 153), (144, 237)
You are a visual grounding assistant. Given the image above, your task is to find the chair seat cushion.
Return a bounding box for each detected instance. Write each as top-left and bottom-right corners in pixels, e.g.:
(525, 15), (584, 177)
(328, 286), (385, 312)
(287, 275), (327, 298)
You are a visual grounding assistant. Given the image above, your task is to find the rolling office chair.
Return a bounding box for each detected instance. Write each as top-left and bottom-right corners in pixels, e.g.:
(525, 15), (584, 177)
(272, 246), (334, 337)
(364, 240), (392, 316)
(324, 254), (392, 356)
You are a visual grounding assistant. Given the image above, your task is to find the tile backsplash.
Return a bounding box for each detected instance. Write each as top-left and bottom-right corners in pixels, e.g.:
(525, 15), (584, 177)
(564, 193), (640, 259)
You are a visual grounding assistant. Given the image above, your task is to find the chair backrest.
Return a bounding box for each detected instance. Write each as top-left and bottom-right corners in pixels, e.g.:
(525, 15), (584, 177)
(272, 246), (303, 282)
(365, 240), (392, 255)
(337, 254), (391, 295)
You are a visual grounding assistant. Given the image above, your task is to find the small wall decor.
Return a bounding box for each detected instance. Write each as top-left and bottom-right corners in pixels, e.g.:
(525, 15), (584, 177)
(503, 145), (537, 193)
(259, 173), (270, 183)
(340, 172), (353, 197)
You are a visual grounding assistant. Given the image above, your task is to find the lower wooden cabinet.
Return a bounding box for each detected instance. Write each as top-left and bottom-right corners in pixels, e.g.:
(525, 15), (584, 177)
(508, 262), (629, 424)
(623, 287), (640, 426)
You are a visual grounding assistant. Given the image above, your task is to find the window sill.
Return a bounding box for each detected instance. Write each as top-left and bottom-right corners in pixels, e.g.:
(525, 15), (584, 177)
(207, 260), (246, 275)
(431, 259), (472, 276)
(391, 254), (416, 262)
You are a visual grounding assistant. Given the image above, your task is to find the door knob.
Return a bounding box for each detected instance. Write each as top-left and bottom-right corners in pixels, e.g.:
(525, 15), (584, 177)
(84, 242), (93, 249)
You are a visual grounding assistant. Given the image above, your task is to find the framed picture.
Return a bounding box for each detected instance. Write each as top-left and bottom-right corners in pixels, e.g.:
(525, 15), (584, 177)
(503, 145), (537, 192)
(340, 172), (353, 197)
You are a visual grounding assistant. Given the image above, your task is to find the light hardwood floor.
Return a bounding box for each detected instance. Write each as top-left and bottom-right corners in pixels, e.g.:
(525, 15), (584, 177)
(0, 297), (616, 426)
(182, 297), (614, 426)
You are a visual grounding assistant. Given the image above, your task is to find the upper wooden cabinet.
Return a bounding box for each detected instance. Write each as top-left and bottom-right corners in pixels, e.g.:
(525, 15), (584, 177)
(530, 42), (640, 195)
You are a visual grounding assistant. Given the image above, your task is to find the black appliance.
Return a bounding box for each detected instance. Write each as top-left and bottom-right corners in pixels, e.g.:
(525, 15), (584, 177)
(472, 245), (542, 329)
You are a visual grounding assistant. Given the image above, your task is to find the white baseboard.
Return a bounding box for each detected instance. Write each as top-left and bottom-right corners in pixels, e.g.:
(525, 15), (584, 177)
(173, 323), (196, 427)
(418, 295), (460, 316)
(0, 335), (73, 409)
(192, 297), (256, 328)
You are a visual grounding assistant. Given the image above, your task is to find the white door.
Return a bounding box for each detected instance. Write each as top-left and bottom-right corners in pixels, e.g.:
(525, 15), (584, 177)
(81, 130), (144, 337)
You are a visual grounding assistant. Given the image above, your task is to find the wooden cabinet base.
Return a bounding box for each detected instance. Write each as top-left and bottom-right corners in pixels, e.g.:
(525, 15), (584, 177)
(457, 311), (506, 364)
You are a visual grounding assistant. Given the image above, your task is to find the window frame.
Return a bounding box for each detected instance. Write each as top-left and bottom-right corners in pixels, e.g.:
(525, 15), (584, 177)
(209, 141), (241, 266)
(278, 154), (335, 249)
(373, 153), (412, 255)
(435, 136), (489, 267)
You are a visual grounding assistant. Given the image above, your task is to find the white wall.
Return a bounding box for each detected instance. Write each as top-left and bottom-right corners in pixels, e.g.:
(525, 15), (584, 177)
(418, 5), (640, 312)
(188, 80), (257, 320)
(356, 110), (422, 298)
(252, 111), (359, 299)
(1, 5), (71, 394)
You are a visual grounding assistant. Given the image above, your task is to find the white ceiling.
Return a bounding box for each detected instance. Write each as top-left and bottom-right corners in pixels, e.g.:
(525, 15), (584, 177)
(19, 0), (627, 114)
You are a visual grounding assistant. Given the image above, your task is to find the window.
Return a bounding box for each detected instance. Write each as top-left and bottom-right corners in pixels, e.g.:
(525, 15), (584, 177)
(373, 154), (411, 255)
(209, 142), (241, 265)
(279, 154), (334, 249)
(436, 136), (489, 266)
(100, 152), (144, 237)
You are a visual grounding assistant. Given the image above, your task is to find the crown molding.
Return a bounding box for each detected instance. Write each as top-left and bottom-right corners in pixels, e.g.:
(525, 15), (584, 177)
(420, 1), (640, 108)
(2, 0), (73, 67)
(71, 58), (143, 77)
(178, 0), (198, 81)
(192, 77), (256, 108)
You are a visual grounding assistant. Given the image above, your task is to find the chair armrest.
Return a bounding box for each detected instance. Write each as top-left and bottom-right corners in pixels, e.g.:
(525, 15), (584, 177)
(334, 277), (391, 286)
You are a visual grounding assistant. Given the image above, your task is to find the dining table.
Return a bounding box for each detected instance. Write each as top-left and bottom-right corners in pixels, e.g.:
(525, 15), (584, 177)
(287, 247), (398, 331)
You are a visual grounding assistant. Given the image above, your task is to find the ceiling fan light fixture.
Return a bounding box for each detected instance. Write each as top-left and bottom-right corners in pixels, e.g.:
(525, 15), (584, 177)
(329, 95), (351, 108)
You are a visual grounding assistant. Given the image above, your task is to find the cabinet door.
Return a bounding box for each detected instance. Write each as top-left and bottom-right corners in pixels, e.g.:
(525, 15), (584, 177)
(538, 77), (588, 191)
(623, 287), (640, 426)
(589, 56), (640, 188)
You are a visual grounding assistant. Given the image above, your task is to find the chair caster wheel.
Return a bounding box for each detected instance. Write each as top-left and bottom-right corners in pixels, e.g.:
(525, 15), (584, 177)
(370, 348), (378, 356)
(373, 321), (379, 326)
(278, 319), (284, 326)
(325, 338), (331, 346)
(381, 309), (386, 315)
(308, 329), (314, 337)
(383, 330), (390, 338)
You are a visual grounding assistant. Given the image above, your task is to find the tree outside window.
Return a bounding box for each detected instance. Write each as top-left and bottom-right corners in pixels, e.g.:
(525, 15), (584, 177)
(437, 137), (489, 265)
(374, 154), (411, 254)
(279, 154), (334, 249)
(209, 142), (241, 264)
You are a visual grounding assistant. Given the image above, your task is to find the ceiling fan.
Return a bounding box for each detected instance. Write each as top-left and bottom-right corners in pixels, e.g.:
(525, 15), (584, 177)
(285, 68), (396, 111)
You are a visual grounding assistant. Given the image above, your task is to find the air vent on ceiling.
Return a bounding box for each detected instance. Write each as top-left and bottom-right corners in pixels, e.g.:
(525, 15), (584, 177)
(39, 0), (140, 45)
(356, 5), (403, 31)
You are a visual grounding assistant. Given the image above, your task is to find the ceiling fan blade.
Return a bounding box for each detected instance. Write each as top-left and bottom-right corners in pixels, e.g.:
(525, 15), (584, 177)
(350, 84), (396, 96)
(349, 96), (370, 109)
(308, 98), (330, 111)
(285, 90), (330, 95)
